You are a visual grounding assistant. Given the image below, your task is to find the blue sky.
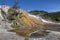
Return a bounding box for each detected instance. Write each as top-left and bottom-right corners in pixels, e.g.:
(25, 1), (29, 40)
(0, 0), (60, 12)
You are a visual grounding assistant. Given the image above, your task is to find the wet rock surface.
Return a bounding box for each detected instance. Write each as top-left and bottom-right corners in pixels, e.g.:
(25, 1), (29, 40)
(28, 33), (60, 40)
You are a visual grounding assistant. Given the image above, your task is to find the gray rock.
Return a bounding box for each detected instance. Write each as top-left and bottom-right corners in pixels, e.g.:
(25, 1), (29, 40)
(28, 33), (59, 40)
(0, 32), (24, 40)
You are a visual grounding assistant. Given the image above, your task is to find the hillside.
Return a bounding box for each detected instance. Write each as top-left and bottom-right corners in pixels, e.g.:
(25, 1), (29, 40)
(29, 10), (60, 22)
(43, 12), (60, 22)
(29, 10), (48, 16)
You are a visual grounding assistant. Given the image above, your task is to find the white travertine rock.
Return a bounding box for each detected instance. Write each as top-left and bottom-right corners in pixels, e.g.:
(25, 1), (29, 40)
(0, 5), (60, 40)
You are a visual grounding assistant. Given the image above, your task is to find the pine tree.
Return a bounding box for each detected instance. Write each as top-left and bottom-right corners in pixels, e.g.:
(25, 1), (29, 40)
(12, 0), (19, 16)
(13, 0), (19, 9)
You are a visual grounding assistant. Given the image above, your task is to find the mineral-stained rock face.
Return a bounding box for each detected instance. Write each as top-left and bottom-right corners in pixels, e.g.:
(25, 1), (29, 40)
(0, 5), (60, 40)
(17, 10), (44, 28)
(7, 6), (44, 27)
(0, 6), (45, 36)
(0, 5), (60, 31)
(7, 7), (45, 29)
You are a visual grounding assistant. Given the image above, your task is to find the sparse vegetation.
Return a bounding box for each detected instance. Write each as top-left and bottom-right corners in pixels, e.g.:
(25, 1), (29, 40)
(10, 21), (20, 29)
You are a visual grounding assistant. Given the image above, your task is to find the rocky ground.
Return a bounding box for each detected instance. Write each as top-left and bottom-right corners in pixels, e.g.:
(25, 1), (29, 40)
(0, 29), (24, 40)
(0, 19), (25, 40)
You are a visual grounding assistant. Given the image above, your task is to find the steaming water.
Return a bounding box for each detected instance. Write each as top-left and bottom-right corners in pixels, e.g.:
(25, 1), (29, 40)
(28, 14), (60, 25)
(28, 14), (40, 20)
